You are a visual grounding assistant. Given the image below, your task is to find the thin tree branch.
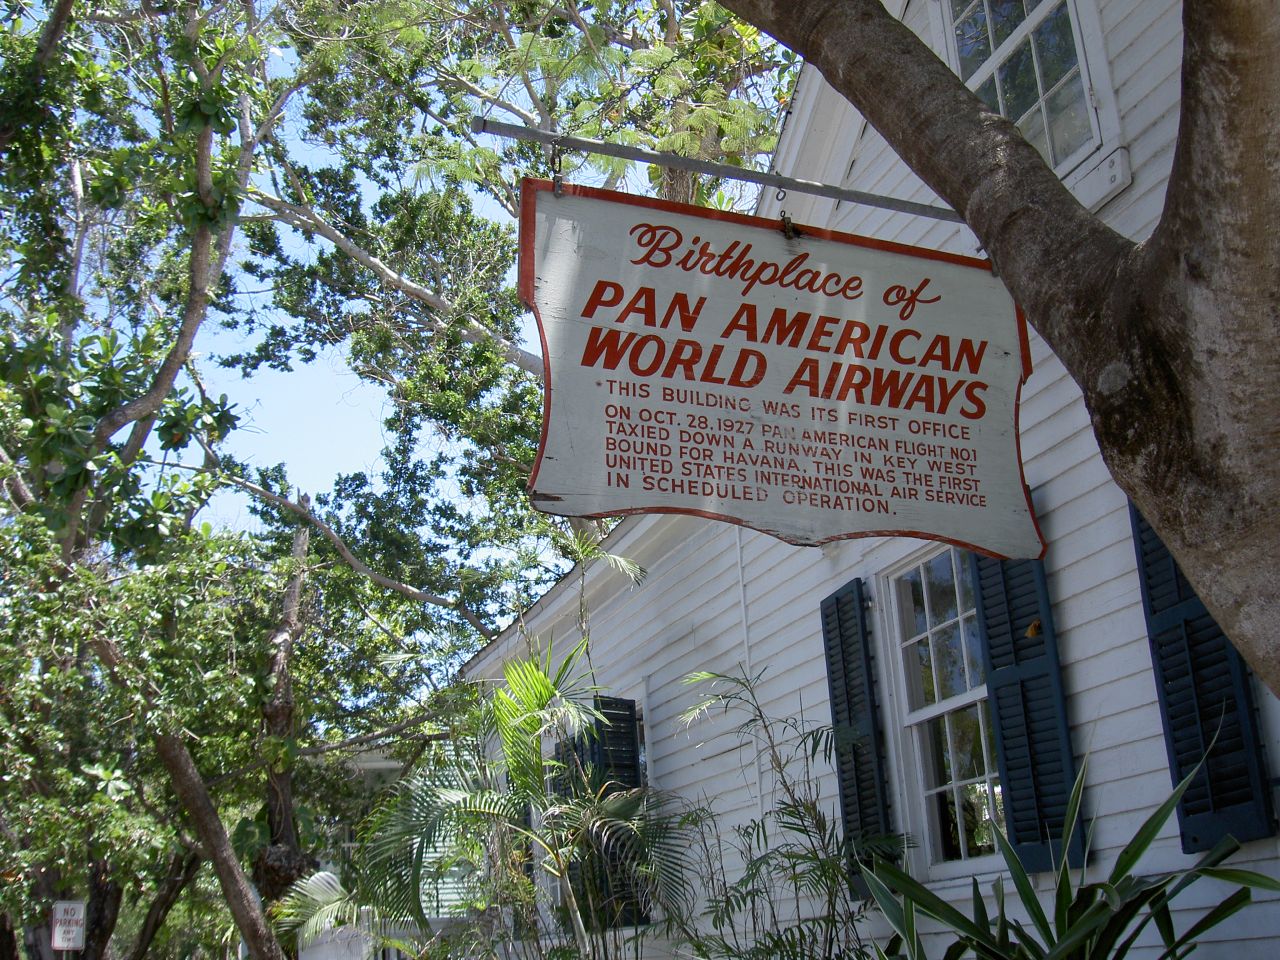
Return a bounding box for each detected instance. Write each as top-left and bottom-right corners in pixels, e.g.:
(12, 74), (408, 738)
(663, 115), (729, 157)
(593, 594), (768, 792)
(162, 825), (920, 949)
(251, 190), (542, 375)
(441, 69), (540, 127)
(492, 9), (554, 129)
(213, 471), (497, 641)
(124, 851), (203, 960)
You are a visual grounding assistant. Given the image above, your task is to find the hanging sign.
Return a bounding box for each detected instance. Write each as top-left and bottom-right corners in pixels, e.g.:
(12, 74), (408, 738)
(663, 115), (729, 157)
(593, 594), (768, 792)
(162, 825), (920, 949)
(520, 180), (1044, 559)
(51, 900), (86, 950)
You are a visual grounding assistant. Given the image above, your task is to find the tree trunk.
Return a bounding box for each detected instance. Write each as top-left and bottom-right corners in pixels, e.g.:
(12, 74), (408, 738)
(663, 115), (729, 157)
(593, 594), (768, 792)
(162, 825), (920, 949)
(718, 0), (1280, 696)
(0, 916), (19, 960)
(253, 517), (315, 904)
(82, 860), (122, 960)
(125, 851), (202, 960)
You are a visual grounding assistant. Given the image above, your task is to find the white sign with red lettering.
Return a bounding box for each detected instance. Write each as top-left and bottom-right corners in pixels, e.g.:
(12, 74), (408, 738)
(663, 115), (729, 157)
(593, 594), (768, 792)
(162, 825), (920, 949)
(51, 900), (86, 950)
(521, 180), (1044, 559)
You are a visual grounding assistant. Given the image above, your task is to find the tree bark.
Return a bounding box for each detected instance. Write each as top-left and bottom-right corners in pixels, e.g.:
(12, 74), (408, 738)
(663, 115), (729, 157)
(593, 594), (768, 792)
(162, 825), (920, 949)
(253, 517), (316, 903)
(82, 860), (122, 960)
(718, 0), (1280, 695)
(124, 851), (202, 960)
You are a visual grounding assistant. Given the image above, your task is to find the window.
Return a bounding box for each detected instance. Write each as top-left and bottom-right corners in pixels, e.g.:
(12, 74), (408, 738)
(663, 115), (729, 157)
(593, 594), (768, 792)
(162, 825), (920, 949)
(944, 0), (1097, 171)
(891, 548), (1003, 863)
(822, 553), (1080, 878)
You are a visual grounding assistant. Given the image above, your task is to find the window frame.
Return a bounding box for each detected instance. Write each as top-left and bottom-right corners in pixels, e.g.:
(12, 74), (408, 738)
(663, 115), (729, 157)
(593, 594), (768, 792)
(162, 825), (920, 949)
(878, 544), (1006, 881)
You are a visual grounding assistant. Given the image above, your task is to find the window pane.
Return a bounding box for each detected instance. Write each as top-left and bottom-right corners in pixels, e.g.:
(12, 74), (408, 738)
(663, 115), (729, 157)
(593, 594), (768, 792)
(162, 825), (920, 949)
(907, 638), (935, 708)
(1017, 107), (1050, 161)
(933, 622), (966, 700)
(924, 716), (952, 787)
(962, 614), (985, 686)
(925, 552), (958, 627)
(999, 40), (1039, 120)
(983, 700), (999, 773)
(900, 567), (927, 636)
(962, 783), (997, 856)
(1033, 1), (1078, 89)
(933, 790), (963, 861)
(988, 0), (1026, 47)
(951, 704), (984, 781)
(955, 6), (993, 81)
(1046, 72), (1091, 162)
(976, 76), (1000, 111)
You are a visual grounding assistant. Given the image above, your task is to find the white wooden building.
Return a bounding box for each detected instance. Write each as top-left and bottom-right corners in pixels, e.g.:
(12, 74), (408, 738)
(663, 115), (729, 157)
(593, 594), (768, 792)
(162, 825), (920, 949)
(464, 0), (1280, 954)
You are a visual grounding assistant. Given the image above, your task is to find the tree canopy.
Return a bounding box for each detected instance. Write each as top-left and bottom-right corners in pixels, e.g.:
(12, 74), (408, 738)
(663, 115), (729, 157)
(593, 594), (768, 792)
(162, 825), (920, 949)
(0, 1), (792, 956)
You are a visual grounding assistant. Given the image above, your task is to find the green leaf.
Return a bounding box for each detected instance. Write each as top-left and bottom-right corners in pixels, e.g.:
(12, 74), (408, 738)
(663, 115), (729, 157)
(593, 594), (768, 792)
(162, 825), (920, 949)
(994, 823), (1053, 947)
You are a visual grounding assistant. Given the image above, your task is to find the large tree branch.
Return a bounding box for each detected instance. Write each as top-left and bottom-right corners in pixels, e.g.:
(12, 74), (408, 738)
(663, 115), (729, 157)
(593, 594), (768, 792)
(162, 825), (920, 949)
(719, 1), (1132, 345)
(89, 633), (285, 960)
(255, 512), (312, 901)
(151, 733), (286, 960)
(251, 189), (543, 375)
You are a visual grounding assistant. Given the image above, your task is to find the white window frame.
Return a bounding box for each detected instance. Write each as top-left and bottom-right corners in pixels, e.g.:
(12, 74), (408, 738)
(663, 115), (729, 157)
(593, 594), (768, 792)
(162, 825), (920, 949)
(926, 0), (1128, 209)
(878, 543), (1005, 881)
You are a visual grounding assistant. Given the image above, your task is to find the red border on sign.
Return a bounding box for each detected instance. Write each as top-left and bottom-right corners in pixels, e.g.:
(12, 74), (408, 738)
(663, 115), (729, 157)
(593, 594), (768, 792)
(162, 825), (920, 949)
(519, 178), (1044, 560)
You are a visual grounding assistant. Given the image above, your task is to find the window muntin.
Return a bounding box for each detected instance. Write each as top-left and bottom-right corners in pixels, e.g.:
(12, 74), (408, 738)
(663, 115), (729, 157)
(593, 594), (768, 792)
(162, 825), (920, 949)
(948, 0), (1096, 170)
(894, 548), (1003, 863)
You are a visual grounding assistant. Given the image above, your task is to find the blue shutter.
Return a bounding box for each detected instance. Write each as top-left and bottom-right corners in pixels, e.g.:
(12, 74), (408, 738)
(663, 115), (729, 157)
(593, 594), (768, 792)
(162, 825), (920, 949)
(970, 554), (1083, 872)
(1129, 506), (1276, 853)
(821, 578), (892, 846)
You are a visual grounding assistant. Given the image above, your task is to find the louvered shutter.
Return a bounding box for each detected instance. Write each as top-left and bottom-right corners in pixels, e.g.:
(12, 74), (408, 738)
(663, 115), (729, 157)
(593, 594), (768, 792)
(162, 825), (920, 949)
(821, 578), (891, 848)
(589, 697), (643, 790)
(1129, 506), (1275, 853)
(970, 554), (1082, 872)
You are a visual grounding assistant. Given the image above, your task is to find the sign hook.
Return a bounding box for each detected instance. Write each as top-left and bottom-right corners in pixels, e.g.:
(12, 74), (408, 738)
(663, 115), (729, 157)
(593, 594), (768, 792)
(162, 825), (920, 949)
(780, 210), (798, 241)
(551, 139), (565, 197)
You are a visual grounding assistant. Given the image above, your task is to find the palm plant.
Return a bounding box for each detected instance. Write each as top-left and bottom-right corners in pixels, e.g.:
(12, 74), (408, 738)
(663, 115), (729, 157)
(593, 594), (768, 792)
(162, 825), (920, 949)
(863, 758), (1280, 960)
(274, 640), (698, 960)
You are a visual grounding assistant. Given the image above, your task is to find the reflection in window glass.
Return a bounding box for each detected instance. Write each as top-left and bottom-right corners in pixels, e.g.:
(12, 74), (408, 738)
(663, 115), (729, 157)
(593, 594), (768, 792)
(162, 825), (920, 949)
(934, 621), (966, 701)
(907, 638), (935, 708)
(954, 3), (993, 80)
(1046, 76), (1091, 161)
(999, 41), (1039, 119)
(1033, 2), (1078, 86)
(925, 552), (958, 627)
